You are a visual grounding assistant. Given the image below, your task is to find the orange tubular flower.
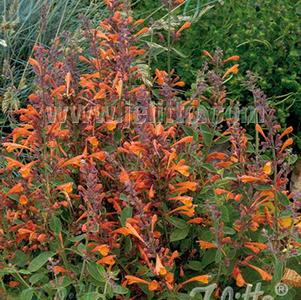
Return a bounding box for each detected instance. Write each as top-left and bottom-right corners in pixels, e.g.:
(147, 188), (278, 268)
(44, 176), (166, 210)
(177, 275), (209, 290)
(198, 240), (217, 250)
(53, 266), (68, 275)
(169, 196), (193, 206)
(206, 152), (228, 161)
(263, 161), (272, 175)
(255, 123), (268, 141)
(175, 0), (185, 3)
(134, 27), (149, 37)
(8, 281), (20, 288)
(57, 182), (73, 194)
(59, 155), (84, 168)
(148, 185), (155, 199)
(244, 263), (272, 281)
(280, 138), (293, 153)
(172, 159), (190, 177)
(125, 275), (150, 286)
(244, 242), (268, 254)
(125, 276), (160, 291)
(187, 217), (203, 224)
(171, 136), (193, 147)
(125, 222), (146, 244)
(65, 72), (72, 97)
(239, 175), (269, 184)
(119, 169), (130, 184)
(19, 161), (39, 178)
(86, 136), (99, 147)
(4, 157), (24, 169)
(176, 21), (191, 36)
(174, 181), (197, 193)
(97, 255), (116, 266)
(155, 69), (168, 85)
(214, 188), (229, 195)
(232, 266), (246, 287)
(2, 143), (33, 153)
(168, 204), (196, 217)
(90, 151), (105, 161)
(222, 64), (239, 79)
(105, 120), (118, 131)
(202, 50), (213, 60)
(19, 195), (29, 205)
(173, 81), (185, 87)
(133, 19), (145, 27)
(155, 255), (167, 276)
(223, 55), (240, 63)
(6, 183), (24, 196)
(148, 280), (160, 291)
(279, 126), (293, 139)
(28, 57), (42, 74)
(114, 222), (146, 245)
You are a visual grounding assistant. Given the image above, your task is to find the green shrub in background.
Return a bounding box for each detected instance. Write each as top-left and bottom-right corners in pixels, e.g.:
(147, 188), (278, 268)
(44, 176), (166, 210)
(133, 0), (301, 145)
(0, 0), (107, 131)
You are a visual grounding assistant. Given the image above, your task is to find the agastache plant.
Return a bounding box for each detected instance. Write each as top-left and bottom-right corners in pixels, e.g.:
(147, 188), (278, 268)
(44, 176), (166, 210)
(0, 1), (300, 299)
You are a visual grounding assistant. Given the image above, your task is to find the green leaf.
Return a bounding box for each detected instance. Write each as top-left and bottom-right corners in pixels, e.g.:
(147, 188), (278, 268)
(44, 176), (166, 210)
(87, 262), (106, 283)
(202, 163), (216, 173)
(255, 184), (273, 191)
(120, 206), (133, 226)
(49, 215), (62, 234)
(53, 288), (67, 299)
(69, 234), (86, 242)
(19, 269), (32, 274)
(200, 124), (213, 147)
(113, 285), (129, 295)
(202, 250), (217, 268)
(114, 128), (122, 143)
(29, 273), (48, 285)
(77, 243), (86, 256)
(185, 260), (203, 271)
(166, 216), (188, 229)
(181, 125), (199, 141)
(276, 191), (290, 206)
(28, 251), (55, 272)
(215, 250), (222, 263)
(273, 260), (284, 283)
(220, 206), (230, 223)
(215, 135), (231, 144)
(172, 47), (187, 58)
(170, 226), (190, 242)
(124, 236), (133, 253)
(223, 226), (236, 235)
(12, 250), (28, 267)
(119, 193), (127, 201)
(0, 267), (31, 275)
(80, 292), (103, 300)
(19, 288), (34, 300)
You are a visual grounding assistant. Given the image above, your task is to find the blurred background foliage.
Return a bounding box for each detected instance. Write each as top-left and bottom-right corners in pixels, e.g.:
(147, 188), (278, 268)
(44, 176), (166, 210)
(133, 0), (301, 146)
(1, 0), (300, 146)
(0, 0), (107, 131)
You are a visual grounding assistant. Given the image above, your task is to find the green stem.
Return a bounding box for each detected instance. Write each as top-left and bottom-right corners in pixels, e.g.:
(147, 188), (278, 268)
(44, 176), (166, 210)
(271, 142), (280, 251)
(148, 28), (153, 68)
(254, 98), (259, 163)
(13, 270), (40, 299)
(0, 276), (6, 294)
(167, 0), (172, 75)
(79, 215), (90, 282)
